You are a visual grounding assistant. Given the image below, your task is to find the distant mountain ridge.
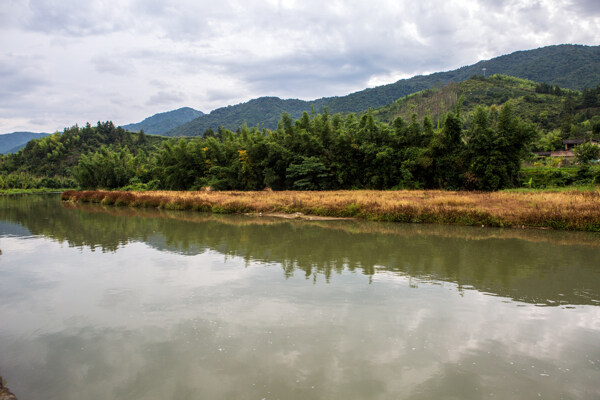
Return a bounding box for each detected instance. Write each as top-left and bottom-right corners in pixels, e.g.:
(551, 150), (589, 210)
(0, 132), (49, 154)
(123, 107), (204, 135)
(166, 44), (600, 136)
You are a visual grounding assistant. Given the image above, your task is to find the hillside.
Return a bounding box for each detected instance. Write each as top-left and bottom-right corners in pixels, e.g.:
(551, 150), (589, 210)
(167, 44), (600, 136)
(371, 74), (600, 148)
(0, 132), (49, 154)
(370, 75), (564, 127)
(0, 122), (168, 177)
(165, 97), (312, 136)
(122, 107), (204, 135)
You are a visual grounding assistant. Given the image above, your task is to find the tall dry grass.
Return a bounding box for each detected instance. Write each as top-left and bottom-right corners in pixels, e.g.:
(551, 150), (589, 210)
(61, 189), (600, 231)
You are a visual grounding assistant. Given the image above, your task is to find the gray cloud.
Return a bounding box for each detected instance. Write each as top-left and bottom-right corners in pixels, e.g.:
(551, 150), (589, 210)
(224, 52), (388, 96)
(146, 90), (186, 107)
(21, 0), (131, 36)
(569, 0), (600, 14)
(91, 56), (135, 76)
(0, 58), (48, 97)
(28, 118), (49, 126)
(205, 87), (240, 103)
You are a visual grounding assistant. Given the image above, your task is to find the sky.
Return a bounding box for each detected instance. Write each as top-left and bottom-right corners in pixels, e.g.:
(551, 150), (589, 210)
(1, 0), (599, 133)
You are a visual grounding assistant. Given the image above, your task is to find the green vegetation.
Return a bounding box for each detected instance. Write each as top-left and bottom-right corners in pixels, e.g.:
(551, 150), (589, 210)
(60, 103), (534, 192)
(166, 44), (600, 136)
(372, 75), (599, 143)
(372, 75), (600, 155)
(0, 122), (167, 192)
(4, 76), (598, 193)
(574, 141), (600, 164)
(371, 75), (551, 126)
(0, 172), (75, 192)
(0, 187), (74, 195)
(167, 97), (311, 137)
(0, 121), (167, 177)
(2, 63), (599, 194)
(518, 167), (600, 188)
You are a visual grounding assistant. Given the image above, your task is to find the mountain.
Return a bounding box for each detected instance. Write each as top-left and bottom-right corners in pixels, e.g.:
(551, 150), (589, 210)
(167, 44), (600, 136)
(165, 97), (311, 136)
(122, 107), (204, 135)
(0, 132), (49, 154)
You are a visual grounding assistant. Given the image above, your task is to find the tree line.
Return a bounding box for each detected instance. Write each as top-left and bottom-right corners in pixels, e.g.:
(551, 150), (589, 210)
(72, 104), (535, 192)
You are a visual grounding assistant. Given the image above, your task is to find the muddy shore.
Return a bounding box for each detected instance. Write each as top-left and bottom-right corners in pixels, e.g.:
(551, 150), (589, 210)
(0, 377), (17, 400)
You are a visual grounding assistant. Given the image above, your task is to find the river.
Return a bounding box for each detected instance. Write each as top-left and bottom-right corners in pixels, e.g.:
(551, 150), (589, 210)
(0, 194), (599, 399)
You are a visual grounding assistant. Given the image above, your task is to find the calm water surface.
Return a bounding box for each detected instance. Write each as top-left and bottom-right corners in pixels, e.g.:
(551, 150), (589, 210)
(0, 194), (599, 400)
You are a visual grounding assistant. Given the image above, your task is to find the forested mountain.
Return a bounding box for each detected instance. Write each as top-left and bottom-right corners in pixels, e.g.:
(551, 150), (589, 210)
(0, 132), (49, 154)
(2, 73), (599, 191)
(0, 122), (168, 177)
(122, 107), (204, 135)
(167, 44), (600, 136)
(372, 75), (591, 129)
(165, 97), (313, 137)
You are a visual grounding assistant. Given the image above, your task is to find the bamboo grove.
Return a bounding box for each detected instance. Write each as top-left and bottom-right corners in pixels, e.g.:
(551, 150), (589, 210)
(70, 105), (535, 192)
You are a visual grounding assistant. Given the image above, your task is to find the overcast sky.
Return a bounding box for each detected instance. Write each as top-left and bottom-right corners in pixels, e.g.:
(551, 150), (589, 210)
(1, 0), (599, 133)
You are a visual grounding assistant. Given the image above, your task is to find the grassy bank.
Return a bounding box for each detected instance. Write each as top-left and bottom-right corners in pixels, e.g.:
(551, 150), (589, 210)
(61, 189), (600, 231)
(1, 188), (74, 195)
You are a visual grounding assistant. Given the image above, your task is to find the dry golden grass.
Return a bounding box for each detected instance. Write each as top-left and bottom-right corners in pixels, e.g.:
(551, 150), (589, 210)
(61, 189), (600, 231)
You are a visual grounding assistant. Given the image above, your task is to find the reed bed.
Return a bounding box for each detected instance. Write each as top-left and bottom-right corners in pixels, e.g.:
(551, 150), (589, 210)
(61, 189), (600, 231)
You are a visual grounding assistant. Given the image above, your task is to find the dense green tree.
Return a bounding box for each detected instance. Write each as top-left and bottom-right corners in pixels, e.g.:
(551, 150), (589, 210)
(431, 112), (466, 189)
(156, 139), (207, 190)
(574, 142), (600, 164)
(286, 156), (331, 190)
(73, 146), (136, 189)
(3, 96), (544, 192)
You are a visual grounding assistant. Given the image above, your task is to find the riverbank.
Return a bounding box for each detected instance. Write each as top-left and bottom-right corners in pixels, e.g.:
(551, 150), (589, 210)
(1, 188), (73, 195)
(61, 189), (600, 231)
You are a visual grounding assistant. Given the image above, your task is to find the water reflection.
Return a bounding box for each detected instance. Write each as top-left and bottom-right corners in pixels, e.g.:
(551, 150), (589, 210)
(1, 195), (600, 400)
(1, 194), (599, 306)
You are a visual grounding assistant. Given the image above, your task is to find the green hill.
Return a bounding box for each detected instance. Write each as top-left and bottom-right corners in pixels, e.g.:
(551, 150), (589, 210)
(165, 97), (312, 136)
(0, 132), (49, 154)
(370, 74), (600, 152)
(0, 122), (168, 177)
(167, 44), (600, 136)
(122, 107), (204, 135)
(370, 75), (562, 126)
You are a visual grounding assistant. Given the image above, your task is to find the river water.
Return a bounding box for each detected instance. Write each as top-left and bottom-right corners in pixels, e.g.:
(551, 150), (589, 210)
(0, 194), (599, 400)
